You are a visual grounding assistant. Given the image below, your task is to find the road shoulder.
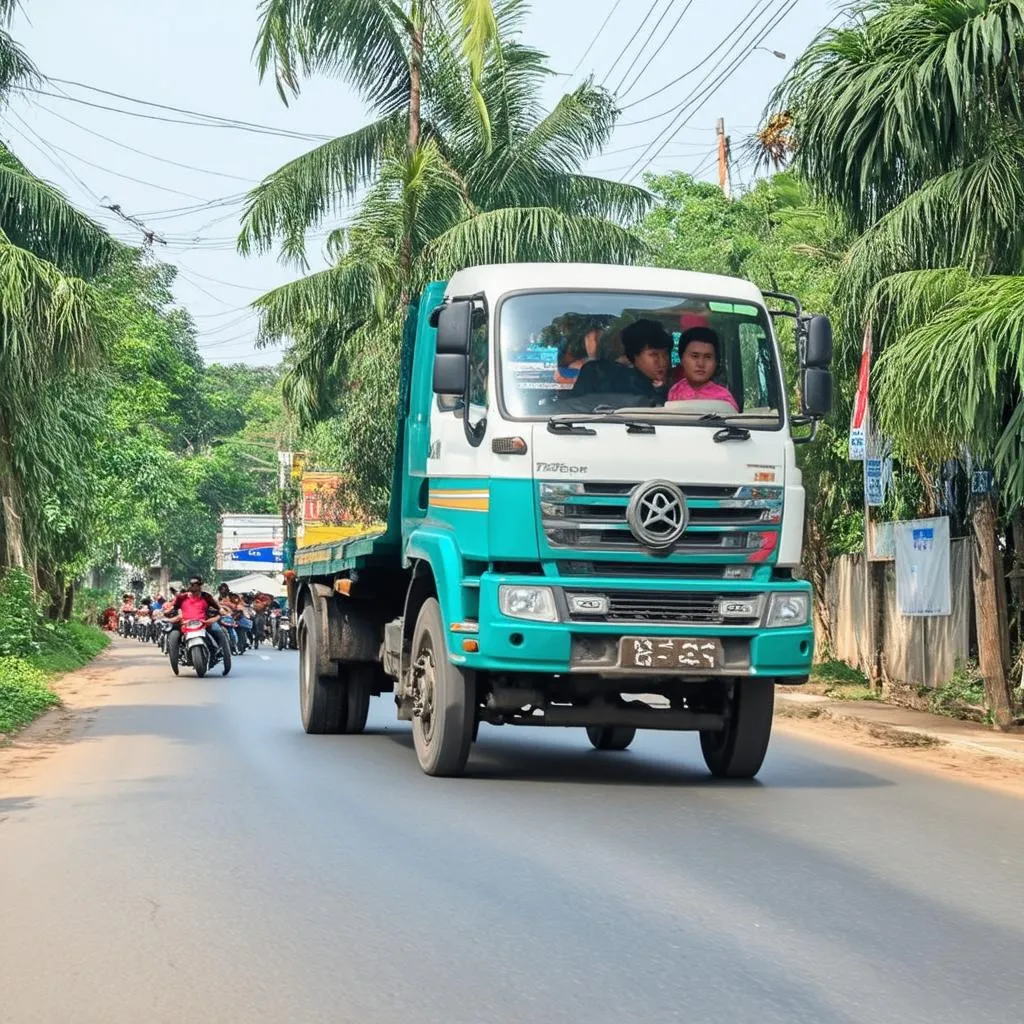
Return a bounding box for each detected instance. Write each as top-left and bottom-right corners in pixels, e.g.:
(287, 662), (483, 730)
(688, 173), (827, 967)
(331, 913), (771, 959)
(0, 639), (140, 779)
(775, 692), (1024, 798)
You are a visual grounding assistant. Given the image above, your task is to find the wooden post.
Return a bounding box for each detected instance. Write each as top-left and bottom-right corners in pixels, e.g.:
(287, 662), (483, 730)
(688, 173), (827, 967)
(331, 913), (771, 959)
(716, 118), (730, 198)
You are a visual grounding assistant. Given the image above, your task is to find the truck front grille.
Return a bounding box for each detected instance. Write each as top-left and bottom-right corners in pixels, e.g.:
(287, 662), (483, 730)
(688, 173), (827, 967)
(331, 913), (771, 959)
(565, 590), (763, 626)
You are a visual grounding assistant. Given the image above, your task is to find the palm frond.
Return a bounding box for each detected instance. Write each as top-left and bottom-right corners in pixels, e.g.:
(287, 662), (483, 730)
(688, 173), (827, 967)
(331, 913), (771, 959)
(874, 273), (1024, 467)
(0, 230), (103, 411)
(421, 206), (646, 276)
(237, 113), (406, 262)
(774, 0), (1024, 226)
(0, 144), (115, 277)
(254, 0), (411, 113)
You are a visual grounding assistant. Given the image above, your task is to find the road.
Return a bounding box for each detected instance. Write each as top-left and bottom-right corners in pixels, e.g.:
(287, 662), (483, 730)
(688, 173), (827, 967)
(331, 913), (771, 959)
(2, 642), (1023, 1024)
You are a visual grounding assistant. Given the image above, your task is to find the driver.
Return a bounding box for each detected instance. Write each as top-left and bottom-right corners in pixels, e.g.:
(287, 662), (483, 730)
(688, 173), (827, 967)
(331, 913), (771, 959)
(570, 318), (671, 402)
(667, 327), (739, 410)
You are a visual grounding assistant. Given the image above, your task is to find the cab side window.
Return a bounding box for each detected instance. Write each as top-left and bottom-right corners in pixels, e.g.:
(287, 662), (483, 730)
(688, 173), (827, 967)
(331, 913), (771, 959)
(466, 307), (488, 440)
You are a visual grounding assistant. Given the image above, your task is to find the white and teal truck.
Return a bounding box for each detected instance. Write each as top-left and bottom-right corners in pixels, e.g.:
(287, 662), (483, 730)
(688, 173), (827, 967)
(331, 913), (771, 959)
(286, 263), (833, 778)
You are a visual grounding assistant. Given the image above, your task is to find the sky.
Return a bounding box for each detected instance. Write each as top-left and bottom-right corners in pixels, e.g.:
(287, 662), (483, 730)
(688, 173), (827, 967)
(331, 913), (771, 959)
(4, 0), (839, 366)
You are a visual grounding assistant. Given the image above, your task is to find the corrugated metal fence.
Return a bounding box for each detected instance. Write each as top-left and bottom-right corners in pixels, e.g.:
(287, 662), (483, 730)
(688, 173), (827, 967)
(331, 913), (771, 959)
(822, 539), (973, 688)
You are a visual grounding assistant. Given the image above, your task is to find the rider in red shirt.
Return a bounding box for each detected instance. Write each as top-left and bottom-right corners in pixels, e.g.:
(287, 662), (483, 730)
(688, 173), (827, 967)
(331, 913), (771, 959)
(166, 576), (228, 653)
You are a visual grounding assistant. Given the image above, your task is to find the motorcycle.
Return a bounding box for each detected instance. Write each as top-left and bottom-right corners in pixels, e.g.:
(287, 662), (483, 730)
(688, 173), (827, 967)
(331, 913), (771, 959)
(167, 618), (231, 678)
(118, 611), (135, 638)
(158, 619), (173, 653)
(276, 612), (294, 650)
(235, 607), (254, 653)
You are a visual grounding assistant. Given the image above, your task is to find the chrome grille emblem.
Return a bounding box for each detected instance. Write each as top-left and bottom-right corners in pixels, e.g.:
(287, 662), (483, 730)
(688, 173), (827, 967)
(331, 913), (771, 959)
(626, 480), (688, 550)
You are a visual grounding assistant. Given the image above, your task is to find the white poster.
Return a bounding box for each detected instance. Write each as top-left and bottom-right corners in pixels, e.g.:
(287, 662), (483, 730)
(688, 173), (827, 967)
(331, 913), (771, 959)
(894, 516), (951, 616)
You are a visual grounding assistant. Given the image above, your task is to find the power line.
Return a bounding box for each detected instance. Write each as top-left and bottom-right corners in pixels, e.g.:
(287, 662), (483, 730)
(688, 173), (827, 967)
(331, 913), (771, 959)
(622, 0), (801, 182)
(618, 0), (774, 117)
(611, 0), (684, 96)
(19, 86), (330, 142)
(4, 114), (103, 205)
(569, 0), (626, 77)
(599, 0), (665, 88)
(22, 130), (210, 201)
(32, 103), (258, 183)
(615, 0), (698, 100)
(47, 77), (333, 141)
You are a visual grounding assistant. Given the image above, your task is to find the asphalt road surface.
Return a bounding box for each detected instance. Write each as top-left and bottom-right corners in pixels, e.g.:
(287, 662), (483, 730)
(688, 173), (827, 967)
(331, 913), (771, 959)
(2, 641), (1023, 1024)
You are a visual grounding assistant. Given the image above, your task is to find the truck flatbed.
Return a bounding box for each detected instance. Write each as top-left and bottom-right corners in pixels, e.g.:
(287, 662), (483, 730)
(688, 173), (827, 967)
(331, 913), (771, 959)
(292, 528), (398, 578)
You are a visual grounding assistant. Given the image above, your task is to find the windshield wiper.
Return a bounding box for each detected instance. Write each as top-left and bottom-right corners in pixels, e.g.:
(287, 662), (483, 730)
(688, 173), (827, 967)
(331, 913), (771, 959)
(547, 417), (596, 436)
(696, 412), (751, 442)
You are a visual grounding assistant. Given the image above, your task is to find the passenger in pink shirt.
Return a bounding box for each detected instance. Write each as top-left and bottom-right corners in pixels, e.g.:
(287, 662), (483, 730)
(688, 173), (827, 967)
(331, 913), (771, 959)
(667, 327), (739, 411)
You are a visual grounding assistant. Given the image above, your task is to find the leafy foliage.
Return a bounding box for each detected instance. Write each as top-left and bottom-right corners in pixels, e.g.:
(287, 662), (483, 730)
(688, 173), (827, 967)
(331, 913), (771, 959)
(0, 657), (57, 735)
(243, 0), (650, 516)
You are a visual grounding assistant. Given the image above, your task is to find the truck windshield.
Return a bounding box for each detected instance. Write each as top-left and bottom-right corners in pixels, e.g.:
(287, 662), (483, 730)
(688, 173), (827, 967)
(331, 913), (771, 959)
(498, 290), (783, 423)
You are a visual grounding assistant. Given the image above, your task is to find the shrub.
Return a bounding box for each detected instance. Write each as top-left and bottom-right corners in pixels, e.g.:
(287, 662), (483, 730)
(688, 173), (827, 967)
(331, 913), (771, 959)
(0, 569), (40, 657)
(0, 656), (59, 734)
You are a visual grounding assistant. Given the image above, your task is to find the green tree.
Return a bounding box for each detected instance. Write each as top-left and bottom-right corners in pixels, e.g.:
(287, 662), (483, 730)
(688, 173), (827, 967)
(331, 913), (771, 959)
(774, 0), (1024, 719)
(242, 1), (649, 515)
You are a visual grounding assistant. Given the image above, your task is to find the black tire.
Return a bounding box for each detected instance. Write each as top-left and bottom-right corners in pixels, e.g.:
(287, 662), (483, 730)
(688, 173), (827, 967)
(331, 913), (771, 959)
(410, 598), (475, 777)
(219, 632), (232, 677)
(277, 633), (285, 651)
(190, 644), (209, 678)
(586, 725), (636, 751)
(167, 632), (180, 676)
(343, 665), (372, 735)
(299, 603), (346, 734)
(700, 680), (774, 779)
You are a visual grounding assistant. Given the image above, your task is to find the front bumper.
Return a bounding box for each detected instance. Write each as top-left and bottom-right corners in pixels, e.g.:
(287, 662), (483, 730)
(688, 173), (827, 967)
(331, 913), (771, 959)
(451, 574), (814, 680)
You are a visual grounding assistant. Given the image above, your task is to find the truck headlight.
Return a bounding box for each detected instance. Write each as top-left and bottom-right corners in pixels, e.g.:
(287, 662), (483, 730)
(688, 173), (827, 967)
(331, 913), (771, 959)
(765, 592), (810, 628)
(499, 585), (558, 622)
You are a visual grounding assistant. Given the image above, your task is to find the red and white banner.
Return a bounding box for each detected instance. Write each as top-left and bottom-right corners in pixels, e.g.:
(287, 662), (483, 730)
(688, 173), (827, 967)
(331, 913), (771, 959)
(849, 323), (872, 460)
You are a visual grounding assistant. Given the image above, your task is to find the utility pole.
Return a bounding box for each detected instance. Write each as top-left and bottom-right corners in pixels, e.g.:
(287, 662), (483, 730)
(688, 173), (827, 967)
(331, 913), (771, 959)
(716, 118), (731, 199)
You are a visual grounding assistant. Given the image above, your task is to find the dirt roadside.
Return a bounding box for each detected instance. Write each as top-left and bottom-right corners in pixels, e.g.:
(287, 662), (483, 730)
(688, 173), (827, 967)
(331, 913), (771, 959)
(775, 702), (1024, 799)
(0, 640), (145, 779)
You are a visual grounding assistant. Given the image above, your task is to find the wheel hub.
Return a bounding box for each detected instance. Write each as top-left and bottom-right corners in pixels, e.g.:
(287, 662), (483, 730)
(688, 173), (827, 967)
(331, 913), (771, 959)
(412, 650), (436, 739)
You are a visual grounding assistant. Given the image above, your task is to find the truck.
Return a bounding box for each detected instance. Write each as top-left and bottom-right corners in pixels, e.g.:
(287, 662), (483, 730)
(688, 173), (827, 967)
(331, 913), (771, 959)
(286, 263), (833, 779)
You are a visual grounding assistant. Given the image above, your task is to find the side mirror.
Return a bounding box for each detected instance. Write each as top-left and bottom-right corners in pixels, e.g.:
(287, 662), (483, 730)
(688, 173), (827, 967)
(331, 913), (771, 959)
(432, 300), (472, 396)
(803, 315), (833, 368)
(802, 368), (832, 418)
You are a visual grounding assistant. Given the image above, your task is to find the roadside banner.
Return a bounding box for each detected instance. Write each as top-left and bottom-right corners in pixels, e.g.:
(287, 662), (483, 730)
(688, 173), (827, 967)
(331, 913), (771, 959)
(894, 516), (951, 616)
(849, 323), (872, 460)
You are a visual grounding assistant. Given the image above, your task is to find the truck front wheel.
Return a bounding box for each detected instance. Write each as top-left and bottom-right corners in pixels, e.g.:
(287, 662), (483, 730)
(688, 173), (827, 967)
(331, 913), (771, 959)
(586, 725), (636, 751)
(299, 603), (346, 734)
(700, 680), (774, 779)
(410, 598), (475, 777)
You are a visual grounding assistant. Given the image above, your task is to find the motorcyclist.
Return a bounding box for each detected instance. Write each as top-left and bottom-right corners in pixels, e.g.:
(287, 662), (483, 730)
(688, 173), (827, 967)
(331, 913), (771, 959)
(164, 576), (230, 660)
(249, 590), (276, 643)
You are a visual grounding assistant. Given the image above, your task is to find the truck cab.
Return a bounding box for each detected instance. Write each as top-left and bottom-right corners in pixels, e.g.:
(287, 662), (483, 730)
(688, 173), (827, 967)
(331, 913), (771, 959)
(291, 263), (833, 780)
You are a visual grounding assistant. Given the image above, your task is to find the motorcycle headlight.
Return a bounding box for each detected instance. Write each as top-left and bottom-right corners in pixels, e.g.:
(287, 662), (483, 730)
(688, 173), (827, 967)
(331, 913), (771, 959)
(765, 592), (810, 628)
(498, 585), (558, 622)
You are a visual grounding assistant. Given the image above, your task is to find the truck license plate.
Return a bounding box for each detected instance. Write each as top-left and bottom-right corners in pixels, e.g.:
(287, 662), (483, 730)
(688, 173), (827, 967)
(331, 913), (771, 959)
(619, 636), (723, 671)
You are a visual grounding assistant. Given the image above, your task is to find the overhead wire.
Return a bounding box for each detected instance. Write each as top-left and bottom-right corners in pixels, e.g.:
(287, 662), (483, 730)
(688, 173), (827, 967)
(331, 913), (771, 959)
(568, 0), (626, 77)
(598, 0), (665, 88)
(32, 102), (259, 183)
(618, 0), (775, 118)
(615, 0), (698, 101)
(45, 77), (333, 141)
(610, 0), (684, 97)
(620, 0), (799, 181)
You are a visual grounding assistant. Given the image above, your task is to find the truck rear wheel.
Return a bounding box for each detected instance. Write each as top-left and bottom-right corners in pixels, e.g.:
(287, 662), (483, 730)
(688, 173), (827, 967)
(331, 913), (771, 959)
(410, 598), (475, 777)
(299, 603), (346, 734)
(343, 665), (372, 735)
(586, 725), (636, 751)
(700, 680), (774, 779)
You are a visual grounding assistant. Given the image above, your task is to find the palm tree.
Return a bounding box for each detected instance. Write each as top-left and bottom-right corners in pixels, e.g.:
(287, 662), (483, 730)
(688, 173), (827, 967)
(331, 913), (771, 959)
(0, 3), (117, 569)
(772, 0), (1024, 721)
(241, 1), (650, 515)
